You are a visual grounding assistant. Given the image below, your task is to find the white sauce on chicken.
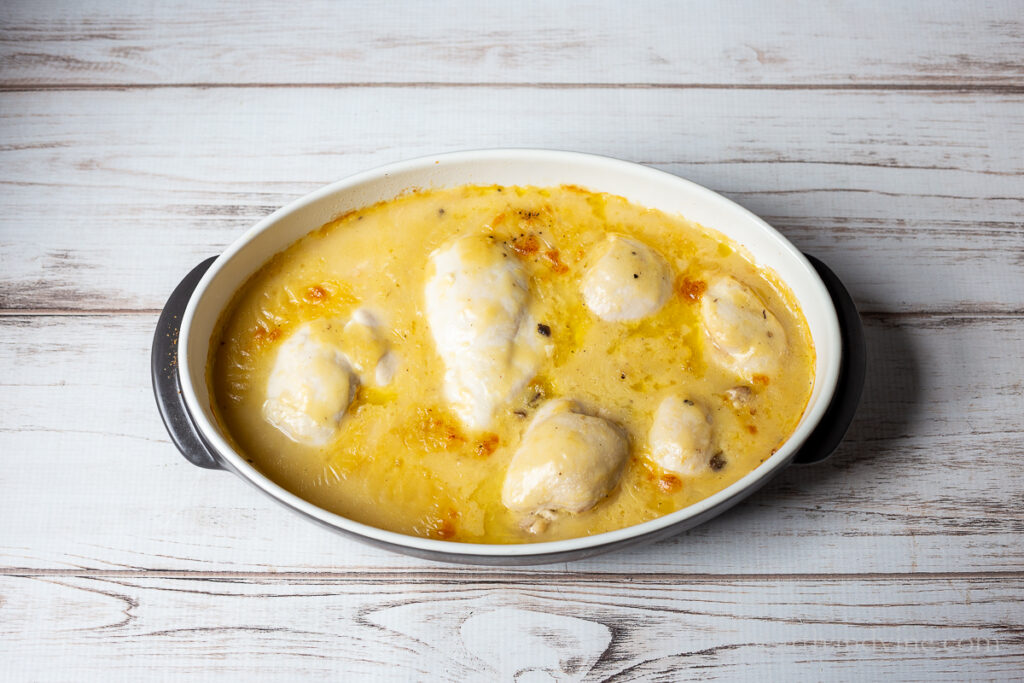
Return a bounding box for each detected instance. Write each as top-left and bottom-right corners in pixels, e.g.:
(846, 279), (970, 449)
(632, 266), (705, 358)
(502, 399), (628, 530)
(424, 234), (547, 430)
(581, 235), (672, 321)
(701, 275), (787, 381)
(648, 396), (714, 476)
(262, 323), (355, 446)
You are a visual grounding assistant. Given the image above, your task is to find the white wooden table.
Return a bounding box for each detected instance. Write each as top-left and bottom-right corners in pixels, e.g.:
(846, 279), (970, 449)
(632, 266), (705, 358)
(2, 2), (1022, 680)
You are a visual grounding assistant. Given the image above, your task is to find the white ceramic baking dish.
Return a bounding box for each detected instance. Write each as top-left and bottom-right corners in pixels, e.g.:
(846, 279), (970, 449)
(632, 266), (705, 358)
(152, 150), (865, 565)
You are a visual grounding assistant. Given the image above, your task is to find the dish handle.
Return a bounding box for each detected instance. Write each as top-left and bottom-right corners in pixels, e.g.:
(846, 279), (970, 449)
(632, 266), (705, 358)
(791, 254), (867, 464)
(151, 257), (224, 470)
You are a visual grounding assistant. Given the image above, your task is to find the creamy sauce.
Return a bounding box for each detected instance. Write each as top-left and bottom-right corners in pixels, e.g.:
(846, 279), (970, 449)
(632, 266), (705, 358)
(208, 185), (814, 543)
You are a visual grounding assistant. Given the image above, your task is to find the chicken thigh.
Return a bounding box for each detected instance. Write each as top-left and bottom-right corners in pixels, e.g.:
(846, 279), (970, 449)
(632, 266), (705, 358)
(581, 235), (672, 322)
(502, 399), (628, 529)
(647, 396), (714, 476)
(700, 275), (787, 381)
(262, 323), (355, 446)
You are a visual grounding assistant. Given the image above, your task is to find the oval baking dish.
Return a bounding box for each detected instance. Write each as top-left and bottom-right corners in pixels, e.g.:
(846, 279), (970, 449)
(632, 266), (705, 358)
(152, 150), (865, 565)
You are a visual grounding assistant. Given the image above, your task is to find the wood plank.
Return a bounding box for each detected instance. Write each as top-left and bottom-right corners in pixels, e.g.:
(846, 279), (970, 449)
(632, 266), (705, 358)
(1, 0), (1022, 87)
(3, 3), (1020, 678)
(1, 573), (1021, 680)
(1, 313), (1021, 574)
(1, 87), (1021, 313)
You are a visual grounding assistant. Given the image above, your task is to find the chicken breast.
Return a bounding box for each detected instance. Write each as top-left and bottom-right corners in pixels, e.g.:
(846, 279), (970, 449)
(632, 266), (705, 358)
(424, 234), (546, 430)
(262, 323), (355, 446)
(701, 275), (787, 381)
(648, 396), (713, 476)
(581, 235), (672, 321)
(502, 399), (628, 527)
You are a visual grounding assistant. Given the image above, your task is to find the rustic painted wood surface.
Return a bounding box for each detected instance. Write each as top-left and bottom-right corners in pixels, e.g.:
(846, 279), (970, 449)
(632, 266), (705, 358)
(2, 0), (1022, 87)
(0, 2), (1022, 680)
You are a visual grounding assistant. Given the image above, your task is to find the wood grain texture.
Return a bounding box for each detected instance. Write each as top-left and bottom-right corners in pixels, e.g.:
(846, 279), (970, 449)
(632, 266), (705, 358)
(3, 2), (1024, 677)
(1, 574), (1021, 681)
(1, 87), (1022, 314)
(2, 0), (1022, 88)
(1, 313), (1021, 574)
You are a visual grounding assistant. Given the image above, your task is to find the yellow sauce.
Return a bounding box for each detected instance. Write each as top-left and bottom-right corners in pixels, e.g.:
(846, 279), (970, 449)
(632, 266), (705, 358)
(208, 185), (814, 543)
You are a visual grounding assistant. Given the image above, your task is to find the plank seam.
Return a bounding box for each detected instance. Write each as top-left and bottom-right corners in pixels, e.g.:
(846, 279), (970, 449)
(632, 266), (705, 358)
(2, 82), (1024, 93)
(1, 568), (1022, 582)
